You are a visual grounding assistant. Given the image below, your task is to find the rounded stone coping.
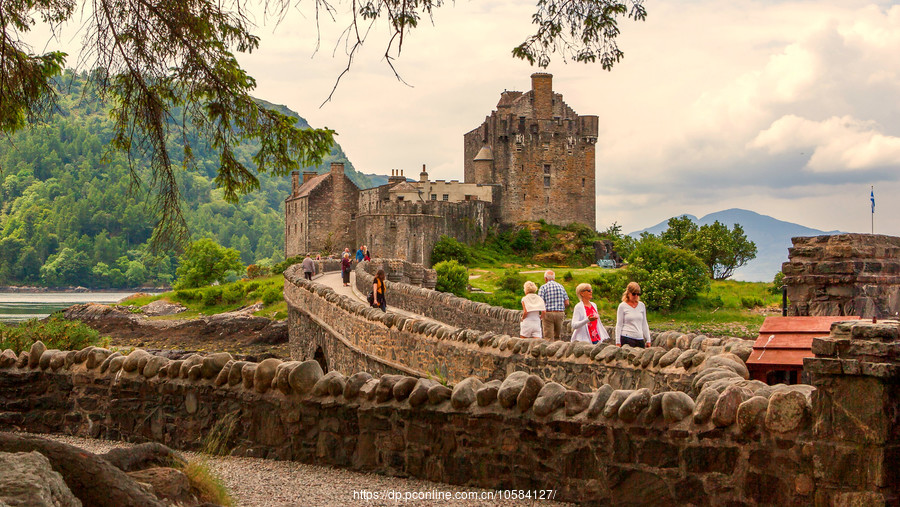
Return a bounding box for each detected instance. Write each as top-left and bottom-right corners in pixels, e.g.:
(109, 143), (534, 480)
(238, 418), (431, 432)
(3, 341), (815, 438)
(285, 265), (752, 377)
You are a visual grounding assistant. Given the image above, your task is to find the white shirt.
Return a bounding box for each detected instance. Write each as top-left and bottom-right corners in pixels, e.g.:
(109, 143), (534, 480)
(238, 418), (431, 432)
(615, 301), (651, 346)
(571, 301), (609, 343)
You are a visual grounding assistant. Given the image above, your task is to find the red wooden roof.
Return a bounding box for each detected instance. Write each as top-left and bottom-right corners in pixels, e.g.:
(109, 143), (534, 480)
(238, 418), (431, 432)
(748, 316), (861, 368)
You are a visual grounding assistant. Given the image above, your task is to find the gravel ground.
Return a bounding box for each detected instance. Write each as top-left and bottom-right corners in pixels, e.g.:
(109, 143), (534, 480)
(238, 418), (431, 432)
(26, 433), (572, 507)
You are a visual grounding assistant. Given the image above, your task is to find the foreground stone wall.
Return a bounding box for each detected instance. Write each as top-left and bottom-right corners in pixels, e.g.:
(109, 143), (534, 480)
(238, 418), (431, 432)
(784, 234), (900, 318)
(286, 265), (754, 394)
(0, 341), (819, 504)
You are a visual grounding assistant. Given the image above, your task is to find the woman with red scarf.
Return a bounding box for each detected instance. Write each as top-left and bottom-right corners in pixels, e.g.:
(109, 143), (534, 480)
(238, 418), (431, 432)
(571, 283), (610, 343)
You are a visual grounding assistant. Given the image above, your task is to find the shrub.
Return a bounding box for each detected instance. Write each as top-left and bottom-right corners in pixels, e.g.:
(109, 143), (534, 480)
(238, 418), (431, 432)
(0, 315), (107, 353)
(174, 289), (201, 302)
(770, 271), (785, 295)
(246, 264), (272, 279)
(590, 270), (630, 303)
(243, 281), (260, 294)
(273, 255), (305, 274)
(221, 284), (244, 304)
(498, 269), (525, 294)
(201, 286), (223, 307)
(562, 271), (574, 282)
(511, 228), (534, 252)
(431, 236), (472, 265)
(261, 286), (282, 305)
(434, 260), (468, 296)
(741, 296), (764, 309)
(628, 239), (709, 311)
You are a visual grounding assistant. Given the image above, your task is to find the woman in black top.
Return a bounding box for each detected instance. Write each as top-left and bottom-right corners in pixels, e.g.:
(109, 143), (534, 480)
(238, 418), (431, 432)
(373, 269), (386, 311)
(341, 252), (352, 286)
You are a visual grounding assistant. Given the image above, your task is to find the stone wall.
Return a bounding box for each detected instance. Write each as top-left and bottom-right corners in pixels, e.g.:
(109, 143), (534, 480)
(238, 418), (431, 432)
(0, 340), (825, 505)
(286, 265), (753, 394)
(783, 234), (900, 318)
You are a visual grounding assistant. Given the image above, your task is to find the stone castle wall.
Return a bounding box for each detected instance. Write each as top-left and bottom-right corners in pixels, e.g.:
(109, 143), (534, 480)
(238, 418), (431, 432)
(286, 264), (754, 394)
(783, 234), (900, 318)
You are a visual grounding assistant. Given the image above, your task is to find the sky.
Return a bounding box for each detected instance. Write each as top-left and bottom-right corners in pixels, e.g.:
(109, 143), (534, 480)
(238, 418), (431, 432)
(24, 0), (900, 235)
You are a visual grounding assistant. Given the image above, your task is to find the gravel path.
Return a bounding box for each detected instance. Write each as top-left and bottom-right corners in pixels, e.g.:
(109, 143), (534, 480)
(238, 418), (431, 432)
(27, 433), (571, 507)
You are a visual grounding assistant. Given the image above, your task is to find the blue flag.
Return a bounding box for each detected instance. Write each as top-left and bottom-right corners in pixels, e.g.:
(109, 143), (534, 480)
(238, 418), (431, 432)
(871, 188), (875, 213)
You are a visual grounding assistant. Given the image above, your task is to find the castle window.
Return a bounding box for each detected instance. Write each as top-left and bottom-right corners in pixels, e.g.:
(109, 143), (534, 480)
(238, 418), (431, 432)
(546, 196), (550, 204)
(431, 194), (437, 200)
(544, 164), (550, 174)
(518, 117), (525, 132)
(390, 221), (397, 230)
(582, 178), (585, 188)
(530, 124), (538, 135)
(544, 176), (551, 188)
(543, 142), (550, 151)
(397, 196), (404, 202)
(442, 194), (449, 201)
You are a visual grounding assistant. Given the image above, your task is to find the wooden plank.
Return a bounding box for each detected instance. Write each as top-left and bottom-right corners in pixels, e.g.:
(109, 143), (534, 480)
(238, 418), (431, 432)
(747, 348), (813, 367)
(758, 315), (860, 334)
(752, 333), (820, 350)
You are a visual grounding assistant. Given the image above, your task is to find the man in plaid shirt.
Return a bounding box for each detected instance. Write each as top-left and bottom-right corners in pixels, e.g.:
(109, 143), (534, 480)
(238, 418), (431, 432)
(538, 270), (569, 340)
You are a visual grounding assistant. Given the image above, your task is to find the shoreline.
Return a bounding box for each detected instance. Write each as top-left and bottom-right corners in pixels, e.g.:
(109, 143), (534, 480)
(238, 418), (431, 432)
(0, 287), (168, 294)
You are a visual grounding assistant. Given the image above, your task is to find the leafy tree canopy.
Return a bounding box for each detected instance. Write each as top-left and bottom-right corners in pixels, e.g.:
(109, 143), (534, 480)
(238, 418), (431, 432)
(627, 238), (709, 311)
(2, 0), (646, 248)
(174, 238), (244, 289)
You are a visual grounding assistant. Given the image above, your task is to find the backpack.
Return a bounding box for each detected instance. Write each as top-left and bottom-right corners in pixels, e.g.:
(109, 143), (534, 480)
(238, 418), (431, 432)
(367, 290), (376, 307)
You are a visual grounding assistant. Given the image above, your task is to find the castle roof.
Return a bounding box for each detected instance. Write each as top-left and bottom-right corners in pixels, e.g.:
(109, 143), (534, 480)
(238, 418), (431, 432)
(388, 181), (420, 194)
(293, 172), (329, 199)
(473, 145), (493, 161)
(497, 91), (523, 108)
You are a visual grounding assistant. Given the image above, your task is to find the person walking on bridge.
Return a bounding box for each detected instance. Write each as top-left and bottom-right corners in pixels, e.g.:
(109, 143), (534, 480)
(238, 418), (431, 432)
(301, 253), (315, 281)
(341, 252), (352, 287)
(571, 283), (609, 344)
(538, 270), (569, 340)
(615, 282), (651, 348)
(520, 281), (546, 339)
(373, 269), (387, 312)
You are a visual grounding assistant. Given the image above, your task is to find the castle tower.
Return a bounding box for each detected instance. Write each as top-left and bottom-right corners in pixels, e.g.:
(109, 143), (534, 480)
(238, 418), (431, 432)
(463, 74), (598, 229)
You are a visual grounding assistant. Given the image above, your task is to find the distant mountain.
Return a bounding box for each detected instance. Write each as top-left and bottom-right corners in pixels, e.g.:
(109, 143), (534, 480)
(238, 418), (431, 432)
(629, 209), (842, 282)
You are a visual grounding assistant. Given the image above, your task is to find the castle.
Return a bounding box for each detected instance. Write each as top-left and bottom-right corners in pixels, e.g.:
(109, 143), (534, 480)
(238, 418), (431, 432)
(285, 73), (599, 265)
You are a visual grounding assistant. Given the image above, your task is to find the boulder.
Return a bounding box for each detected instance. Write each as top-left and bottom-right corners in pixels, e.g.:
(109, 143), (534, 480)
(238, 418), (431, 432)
(516, 375), (545, 411)
(0, 451), (81, 507)
(0, 349), (17, 368)
(712, 385), (750, 427)
(85, 348), (112, 370)
(142, 356), (168, 378)
(178, 354), (203, 378)
(408, 379), (439, 407)
(16, 351), (28, 368)
(228, 361), (248, 387)
(693, 388), (719, 424)
(564, 390), (591, 416)
(476, 380), (503, 407)
(602, 389), (634, 419)
(393, 377), (419, 401)
(201, 352), (234, 379)
(343, 372), (374, 399)
(216, 360), (236, 387)
(618, 388), (651, 422)
(587, 385), (615, 417)
(532, 382), (567, 416)
(375, 375), (403, 403)
(703, 353), (750, 379)
(313, 371), (347, 397)
(126, 467), (191, 504)
(359, 378), (380, 400)
(187, 364), (202, 381)
(658, 348), (683, 368)
(661, 392), (695, 423)
(765, 391), (810, 433)
(737, 396), (769, 433)
(99, 351), (123, 374)
(597, 346), (619, 363)
(427, 384), (452, 404)
(253, 358), (281, 393)
(674, 349), (699, 369)
(690, 351), (707, 367)
(38, 349), (59, 370)
(28, 341), (46, 369)
(241, 363), (257, 389)
(287, 360), (324, 394)
(107, 355), (126, 374)
(73, 346), (95, 364)
(451, 377), (484, 409)
(497, 371), (530, 409)
(49, 351), (66, 371)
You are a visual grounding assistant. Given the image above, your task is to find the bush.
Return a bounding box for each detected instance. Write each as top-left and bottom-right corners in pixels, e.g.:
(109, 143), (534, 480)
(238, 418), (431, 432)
(590, 270), (630, 303)
(498, 269), (525, 294)
(246, 264), (272, 279)
(261, 286), (282, 305)
(628, 239), (709, 311)
(431, 236), (472, 265)
(434, 260), (468, 296)
(741, 296), (764, 309)
(201, 286), (223, 307)
(562, 271), (574, 282)
(243, 281), (260, 294)
(511, 228), (534, 252)
(0, 315), (107, 354)
(770, 271), (785, 295)
(273, 255), (305, 274)
(174, 289), (201, 302)
(221, 284), (244, 304)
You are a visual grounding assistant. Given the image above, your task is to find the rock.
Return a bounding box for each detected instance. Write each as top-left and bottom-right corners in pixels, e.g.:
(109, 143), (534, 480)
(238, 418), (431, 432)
(451, 377), (484, 409)
(650, 348), (667, 366)
(476, 380), (503, 406)
(142, 356), (168, 378)
(690, 335), (706, 350)
(658, 347), (683, 368)
(703, 353), (750, 379)
(692, 367), (740, 392)
(497, 371), (530, 409)
(179, 354), (203, 378)
(359, 378), (380, 400)
(0, 349), (17, 368)
(49, 351), (66, 371)
(241, 363), (257, 389)
(85, 348), (112, 370)
(676, 334), (692, 350)
(691, 351), (707, 367)
(597, 346), (619, 363)
(64, 350), (76, 369)
(73, 346), (95, 364)
(126, 467), (191, 504)
(188, 364), (202, 381)
(343, 372), (374, 399)
(564, 390), (591, 416)
(254, 358), (282, 393)
(765, 391), (810, 433)
(375, 375), (403, 403)
(107, 355), (126, 374)
(693, 388), (719, 424)
(313, 371), (347, 397)
(227, 361), (248, 387)
(427, 384), (452, 404)
(99, 351), (122, 374)
(140, 300), (188, 316)
(38, 349), (59, 370)
(602, 389), (634, 419)
(712, 385), (750, 427)
(287, 360), (324, 394)
(122, 348), (150, 373)
(516, 375), (545, 411)
(216, 360), (236, 387)
(532, 382), (567, 416)
(408, 379), (439, 407)
(675, 349), (699, 368)
(0, 451), (81, 507)
(618, 388), (651, 422)
(201, 352), (234, 379)
(16, 351), (28, 368)
(587, 385), (615, 417)
(737, 396), (769, 433)
(393, 377), (419, 401)
(662, 392), (695, 423)
(28, 341), (46, 369)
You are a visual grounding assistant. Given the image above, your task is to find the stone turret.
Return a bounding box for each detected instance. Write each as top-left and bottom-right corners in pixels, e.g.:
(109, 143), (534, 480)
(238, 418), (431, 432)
(473, 145), (493, 184)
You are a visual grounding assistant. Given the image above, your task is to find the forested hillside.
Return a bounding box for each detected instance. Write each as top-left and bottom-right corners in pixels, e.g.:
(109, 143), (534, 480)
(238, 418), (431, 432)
(0, 71), (372, 288)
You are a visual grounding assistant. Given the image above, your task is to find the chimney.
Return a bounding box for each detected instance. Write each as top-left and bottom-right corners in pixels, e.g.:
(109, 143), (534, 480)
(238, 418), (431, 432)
(291, 170), (300, 196)
(302, 171), (317, 184)
(531, 72), (553, 120)
(420, 164), (428, 182)
(388, 169), (405, 185)
(330, 162), (344, 175)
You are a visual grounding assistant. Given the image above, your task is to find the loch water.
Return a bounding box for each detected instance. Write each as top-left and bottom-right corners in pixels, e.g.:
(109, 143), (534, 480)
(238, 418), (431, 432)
(0, 292), (136, 323)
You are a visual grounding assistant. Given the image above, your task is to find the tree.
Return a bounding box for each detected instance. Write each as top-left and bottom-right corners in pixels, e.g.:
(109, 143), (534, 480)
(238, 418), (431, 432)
(627, 239), (709, 311)
(659, 216), (697, 250)
(690, 221), (757, 280)
(430, 235), (471, 266)
(3, 0), (646, 248)
(174, 238), (243, 289)
(434, 260), (468, 296)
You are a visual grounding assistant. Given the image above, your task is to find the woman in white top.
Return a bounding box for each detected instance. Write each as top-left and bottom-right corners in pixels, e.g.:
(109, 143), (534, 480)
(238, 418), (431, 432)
(520, 281), (546, 339)
(571, 283), (610, 343)
(615, 282), (651, 348)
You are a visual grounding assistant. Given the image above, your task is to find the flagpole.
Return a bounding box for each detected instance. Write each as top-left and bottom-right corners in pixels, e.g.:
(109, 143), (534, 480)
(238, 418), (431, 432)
(871, 185), (874, 235)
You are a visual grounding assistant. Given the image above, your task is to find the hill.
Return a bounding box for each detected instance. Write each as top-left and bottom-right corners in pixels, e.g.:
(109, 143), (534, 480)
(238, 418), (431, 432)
(630, 208), (842, 282)
(0, 71), (378, 288)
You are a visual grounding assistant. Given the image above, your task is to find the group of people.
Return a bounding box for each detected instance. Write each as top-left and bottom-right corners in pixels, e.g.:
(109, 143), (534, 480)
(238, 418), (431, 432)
(339, 245), (372, 286)
(520, 270), (650, 347)
(301, 246), (385, 311)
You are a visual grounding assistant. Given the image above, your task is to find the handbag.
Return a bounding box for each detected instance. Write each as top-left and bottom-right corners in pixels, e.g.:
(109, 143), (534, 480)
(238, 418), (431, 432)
(367, 291), (375, 307)
(585, 304), (602, 344)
